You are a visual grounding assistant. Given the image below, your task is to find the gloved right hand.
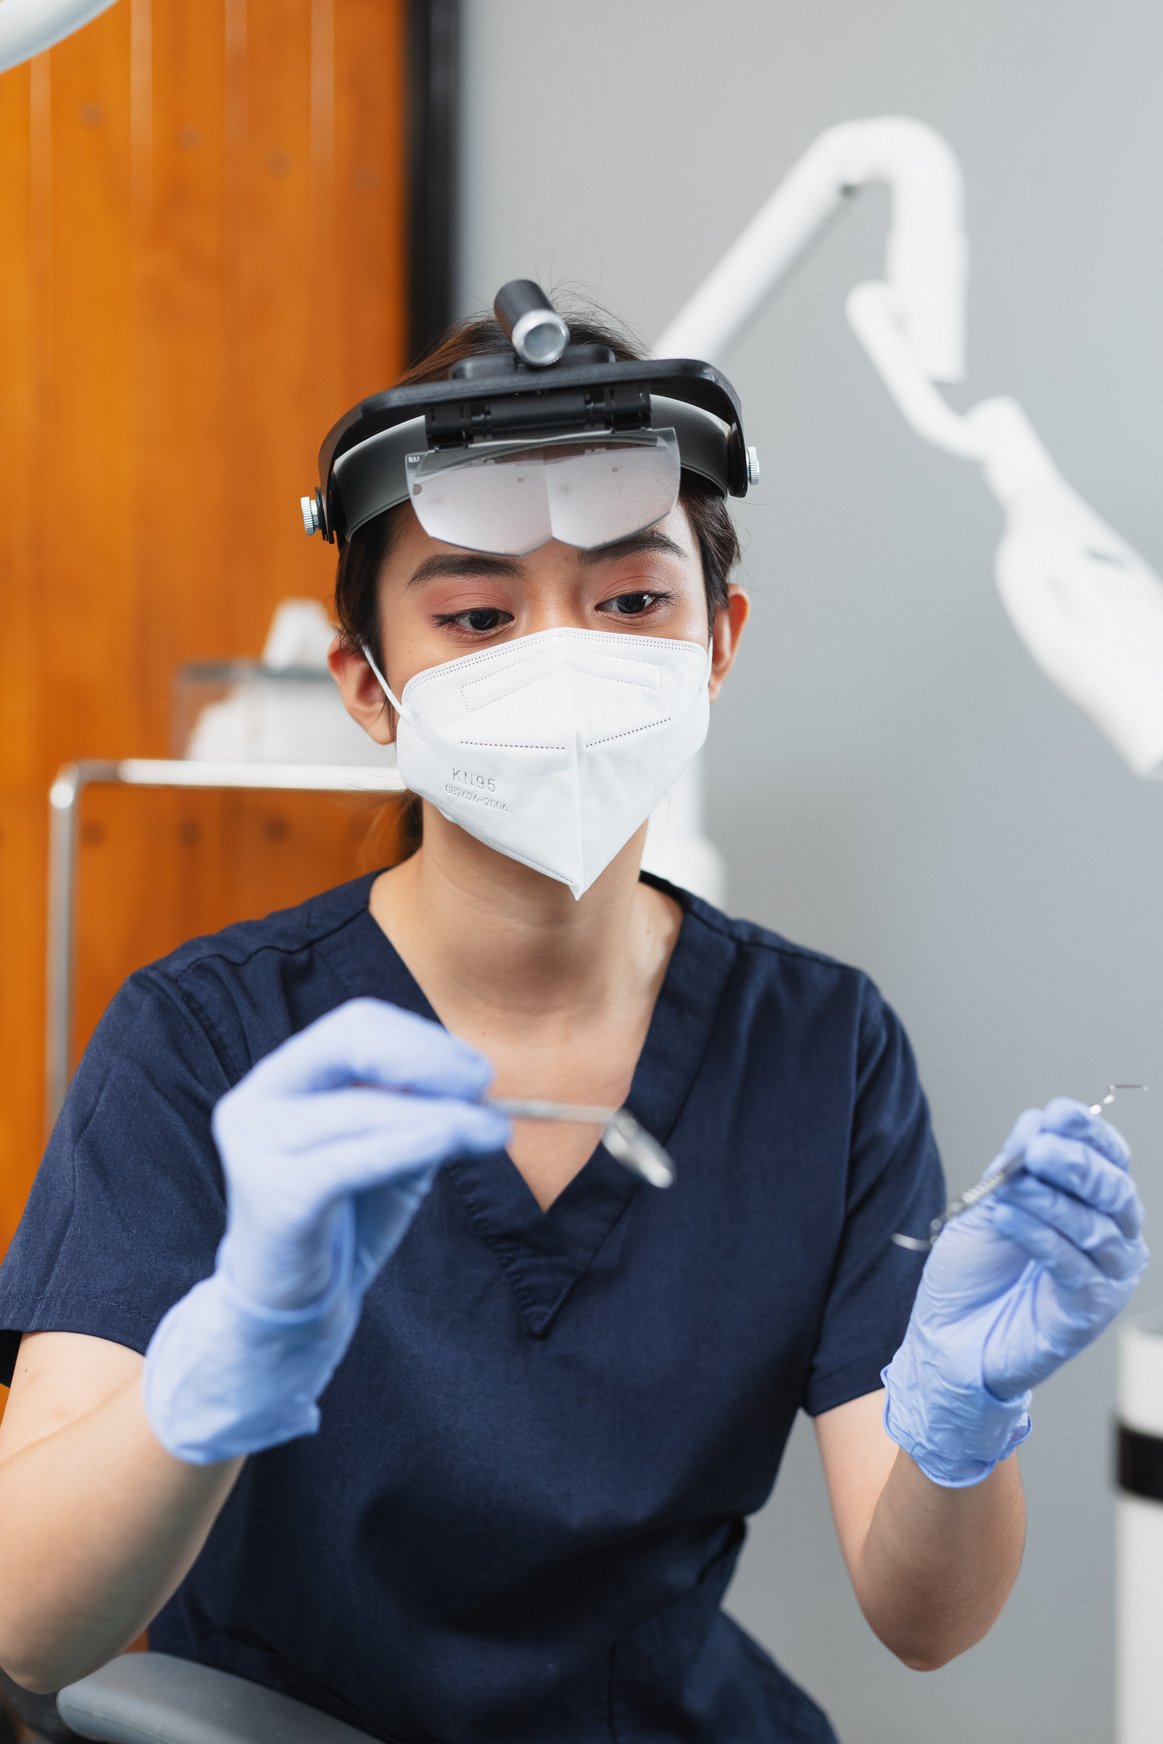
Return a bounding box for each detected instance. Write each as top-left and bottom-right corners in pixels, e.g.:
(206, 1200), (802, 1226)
(142, 998), (509, 1465)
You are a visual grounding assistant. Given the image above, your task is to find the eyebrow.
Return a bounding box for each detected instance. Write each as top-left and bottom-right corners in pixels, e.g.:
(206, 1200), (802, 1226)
(406, 553), (522, 587)
(580, 530), (688, 566)
(405, 529), (689, 587)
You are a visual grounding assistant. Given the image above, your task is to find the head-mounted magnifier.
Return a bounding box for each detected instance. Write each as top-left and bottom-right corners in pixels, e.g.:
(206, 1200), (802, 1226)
(302, 280), (758, 556)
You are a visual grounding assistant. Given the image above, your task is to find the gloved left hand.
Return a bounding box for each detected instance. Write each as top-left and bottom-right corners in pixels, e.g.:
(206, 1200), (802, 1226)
(883, 1097), (1148, 1487)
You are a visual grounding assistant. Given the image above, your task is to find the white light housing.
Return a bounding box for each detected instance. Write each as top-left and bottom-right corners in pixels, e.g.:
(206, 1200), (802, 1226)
(970, 398), (1163, 779)
(0, 0), (120, 73)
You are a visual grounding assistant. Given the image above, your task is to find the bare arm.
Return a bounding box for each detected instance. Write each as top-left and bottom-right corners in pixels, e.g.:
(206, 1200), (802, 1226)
(815, 1389), (1025, 1670)
(0, 1331), (244, 1695)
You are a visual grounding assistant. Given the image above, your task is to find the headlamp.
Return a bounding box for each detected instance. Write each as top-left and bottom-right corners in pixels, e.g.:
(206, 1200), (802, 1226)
(302, 281), (757, 555)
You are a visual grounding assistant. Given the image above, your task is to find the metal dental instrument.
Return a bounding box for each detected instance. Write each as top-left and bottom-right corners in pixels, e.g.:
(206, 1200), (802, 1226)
(488, 1098), (676, 1189)
(892, 1083), (1149, 1251)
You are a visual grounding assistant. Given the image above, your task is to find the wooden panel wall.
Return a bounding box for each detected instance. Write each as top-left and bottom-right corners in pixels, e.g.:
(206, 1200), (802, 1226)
(0, 0), (410, 1258)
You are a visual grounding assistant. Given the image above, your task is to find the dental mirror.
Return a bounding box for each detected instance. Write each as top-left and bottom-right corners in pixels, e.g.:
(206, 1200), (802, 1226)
(488, 1097), (675, 1189)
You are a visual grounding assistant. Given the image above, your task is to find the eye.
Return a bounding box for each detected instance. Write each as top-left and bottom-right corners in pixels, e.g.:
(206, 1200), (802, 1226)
(433, 607), (513, 637)
(598, 590), (673, 617)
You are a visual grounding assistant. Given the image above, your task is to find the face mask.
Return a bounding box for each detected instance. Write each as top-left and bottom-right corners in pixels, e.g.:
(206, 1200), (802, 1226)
(363, 627), (713, 899)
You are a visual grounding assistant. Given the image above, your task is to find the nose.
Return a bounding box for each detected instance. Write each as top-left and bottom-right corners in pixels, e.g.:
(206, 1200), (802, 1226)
(523, 604), (589, 636)
(519, 564), (593, 637)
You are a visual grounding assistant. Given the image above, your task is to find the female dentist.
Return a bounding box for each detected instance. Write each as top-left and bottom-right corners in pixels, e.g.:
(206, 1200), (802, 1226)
(0, 287), (1146, 1744)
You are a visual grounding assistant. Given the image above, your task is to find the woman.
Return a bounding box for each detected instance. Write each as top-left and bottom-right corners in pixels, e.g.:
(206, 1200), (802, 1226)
(0, 293), (1146, 1744)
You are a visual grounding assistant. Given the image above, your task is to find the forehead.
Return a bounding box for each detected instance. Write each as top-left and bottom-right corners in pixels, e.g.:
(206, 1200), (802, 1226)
(384, 499), (701, 581)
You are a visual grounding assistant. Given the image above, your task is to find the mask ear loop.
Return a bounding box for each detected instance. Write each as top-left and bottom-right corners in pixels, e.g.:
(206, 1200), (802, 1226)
(359, 639), (407, 719)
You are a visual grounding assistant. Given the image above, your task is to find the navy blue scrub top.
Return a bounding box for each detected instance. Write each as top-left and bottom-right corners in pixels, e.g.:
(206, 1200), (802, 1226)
(0, 870), (944, 1744)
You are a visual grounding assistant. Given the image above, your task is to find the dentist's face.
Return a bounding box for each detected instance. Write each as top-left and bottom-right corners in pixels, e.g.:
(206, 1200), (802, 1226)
(371, 500), (712, 700)
(329, 499), (749, 744)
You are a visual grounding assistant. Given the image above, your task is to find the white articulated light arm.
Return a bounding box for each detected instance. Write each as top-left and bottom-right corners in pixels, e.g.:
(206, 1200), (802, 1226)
(656, 118), (968, 379)
(846, 284), (1163, 777)
(657, 115), (1163, 782)
(0, 0), (121, 72)
(646, 118), (973, 901)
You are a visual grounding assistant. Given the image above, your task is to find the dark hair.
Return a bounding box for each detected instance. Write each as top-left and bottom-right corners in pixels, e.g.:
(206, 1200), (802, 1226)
(333, 308), (742, 857)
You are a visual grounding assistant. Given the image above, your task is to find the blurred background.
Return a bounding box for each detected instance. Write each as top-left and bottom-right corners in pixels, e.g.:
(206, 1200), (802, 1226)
(3, 3), (1162, 1741)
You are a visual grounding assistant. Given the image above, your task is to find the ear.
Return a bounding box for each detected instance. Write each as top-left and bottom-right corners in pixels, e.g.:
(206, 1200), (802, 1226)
(327, 635), (397, 745)
(708, 586), (750, 701)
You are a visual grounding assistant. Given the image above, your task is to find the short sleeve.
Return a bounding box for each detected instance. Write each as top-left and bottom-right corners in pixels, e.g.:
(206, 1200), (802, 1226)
(0, 968), (236, 1387)
(802, 979), (946, 1417)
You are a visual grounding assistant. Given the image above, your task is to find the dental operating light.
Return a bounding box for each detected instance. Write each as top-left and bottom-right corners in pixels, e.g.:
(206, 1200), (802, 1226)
(846, 275), (1163, 780)
(0, 0), (120, 72)
(658, 116), (1163, 781)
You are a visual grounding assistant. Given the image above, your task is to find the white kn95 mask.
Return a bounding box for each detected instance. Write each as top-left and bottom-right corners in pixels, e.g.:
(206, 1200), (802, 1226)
(363, 627), (713, 899)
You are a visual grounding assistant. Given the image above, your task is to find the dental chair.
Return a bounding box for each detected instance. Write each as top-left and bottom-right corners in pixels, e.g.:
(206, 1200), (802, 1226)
(0, 1654), (381, 1744)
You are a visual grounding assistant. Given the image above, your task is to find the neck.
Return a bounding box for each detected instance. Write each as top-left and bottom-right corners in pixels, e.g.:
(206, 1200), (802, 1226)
(369, 806), (674, 1030)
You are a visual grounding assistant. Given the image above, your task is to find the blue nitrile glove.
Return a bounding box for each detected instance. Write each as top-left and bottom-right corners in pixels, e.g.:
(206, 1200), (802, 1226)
(142, 998), (509, 1464)
(883, 1097), (1148, 1487)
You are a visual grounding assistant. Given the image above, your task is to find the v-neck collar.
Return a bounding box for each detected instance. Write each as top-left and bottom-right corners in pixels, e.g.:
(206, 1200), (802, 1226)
(320, 869), (736, 1337)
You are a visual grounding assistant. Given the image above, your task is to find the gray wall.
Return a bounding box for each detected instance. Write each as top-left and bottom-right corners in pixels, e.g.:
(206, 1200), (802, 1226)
(456, 5), (1163, 1741)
